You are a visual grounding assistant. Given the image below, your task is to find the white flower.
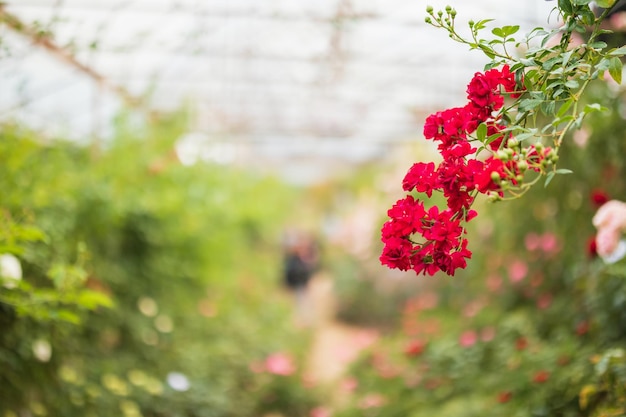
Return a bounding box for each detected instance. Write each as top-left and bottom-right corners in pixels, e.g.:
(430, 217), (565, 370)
(166, 372), (190, 392)
(0, 254), (22, 289)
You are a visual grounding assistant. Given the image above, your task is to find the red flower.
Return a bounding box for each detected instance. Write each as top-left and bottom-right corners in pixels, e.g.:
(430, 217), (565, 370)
(380, 237), (414, 271)
(576, 320), (590, 336)
(497, 391), (513, 403)
(467, 70), (502, 108)
(381, 65), (516, 276)
(404, 339), (427, 357)
(499, 64), (522, 98)
(591, 189), (610, 207)
(532, 370), (550, 383)
(403, 162), (437, 195)
(587, 236), (598, 258)
(515, 337), (528, 351)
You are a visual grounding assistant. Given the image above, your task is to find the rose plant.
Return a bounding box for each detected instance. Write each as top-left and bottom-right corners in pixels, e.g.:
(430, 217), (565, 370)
(381, 0), (626, 276)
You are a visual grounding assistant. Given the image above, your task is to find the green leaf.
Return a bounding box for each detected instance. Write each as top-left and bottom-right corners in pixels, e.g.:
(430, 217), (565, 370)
(518, 99), (543, 112)
(76, 290), (114, 309)
(473, 19), (495, 31)
(555, 169), (573, 174)
(572, 0), (592, 5)
(500, 25), (520, 37)
(476, 123), (487, 142)
(584, 103), (608, 113)
(55, 310), (81, 324)
(608, 46), (626, 56)
(485, 133), (503, 146)
(544, 172), (556, 188)
(558, 0), (573, 14)
(565, 80), (580, 89)
(542, 56), (561, 71)
(589, 41), (608, 50)
(556, 99), (574, 117)
(478, 43), (496, 59)
(595, 0), (617, 7)
(609, 56), (623, 84)
(515, 132), (537, 142)
(541, 100), (556, 115)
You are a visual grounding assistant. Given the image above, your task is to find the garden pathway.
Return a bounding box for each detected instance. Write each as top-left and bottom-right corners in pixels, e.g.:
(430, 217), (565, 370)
(304, 272), (380, 384)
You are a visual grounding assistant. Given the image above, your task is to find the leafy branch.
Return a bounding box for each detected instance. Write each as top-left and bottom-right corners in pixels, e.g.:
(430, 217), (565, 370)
(425, 0), (626, 199)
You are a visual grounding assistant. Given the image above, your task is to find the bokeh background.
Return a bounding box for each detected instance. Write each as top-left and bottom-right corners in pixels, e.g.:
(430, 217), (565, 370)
(1, 1), (625, 416)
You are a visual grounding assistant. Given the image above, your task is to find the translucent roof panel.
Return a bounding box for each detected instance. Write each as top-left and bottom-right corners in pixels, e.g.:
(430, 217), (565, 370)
(0, 0), (557, 183)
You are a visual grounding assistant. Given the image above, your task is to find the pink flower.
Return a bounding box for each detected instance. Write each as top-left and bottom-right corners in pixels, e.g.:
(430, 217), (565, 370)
(536, 293), (552, 310)
(508, 260), (528, 283)
(540, 233), (559, 254)
(524, 233), (541, 251)
(340, 377), (358, 393)
(264, 352), (296, 376)
(486, 274), (502, 292)
(480, 326), (496, 342)
(592, 200), (626, 259)
(310, 406), (332, 417)
(358, 393), (387, 409)
(459, 330), (478, 347)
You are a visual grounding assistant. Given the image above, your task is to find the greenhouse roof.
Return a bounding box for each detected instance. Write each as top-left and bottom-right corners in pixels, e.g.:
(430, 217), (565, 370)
(0, 0), (556, 183)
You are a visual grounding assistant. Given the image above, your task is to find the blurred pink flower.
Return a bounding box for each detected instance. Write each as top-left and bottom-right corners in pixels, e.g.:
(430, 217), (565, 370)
(540, 233), (559, 254)
(592, 200), (626, 257)
(340, 377), (358, 393)
(358, 393), (387, 409)
(486, 274), (502, 292)
(508, 260), (528, 283)
(264, 352), (296, 376)
(524, 233), (541, 251)
(459, 330), (478, 347)
(480, 326), (496, 342)
(310, 406), (332, 417)
(536, 293), (552, 310)
(463, 299), (484, 318)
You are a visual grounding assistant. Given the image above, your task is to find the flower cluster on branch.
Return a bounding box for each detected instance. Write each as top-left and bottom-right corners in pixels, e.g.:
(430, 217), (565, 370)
(380, 0), (626, 276)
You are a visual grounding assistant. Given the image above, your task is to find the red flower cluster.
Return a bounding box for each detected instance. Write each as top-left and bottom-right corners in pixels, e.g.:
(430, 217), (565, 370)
(381, 65), (525, 276)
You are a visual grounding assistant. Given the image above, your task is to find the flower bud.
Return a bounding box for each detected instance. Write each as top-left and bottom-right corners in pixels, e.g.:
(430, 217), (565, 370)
(426, 5), (434, 13)
(496, 150), (508, 161)
(535, 143), (544, 152)
(490, 171), (501, 182)
(425, 16), (432, 24)
(488, 192), (499, 202)
(507, 138), (518, 149)
(515, 175), (524, 183)
(469, 20), (475, 27)
(445, 5), (452, 12)
(517, 160), (528, 171)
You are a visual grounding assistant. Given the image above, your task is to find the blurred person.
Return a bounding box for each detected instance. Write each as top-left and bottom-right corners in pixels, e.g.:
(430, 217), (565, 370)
(282, 231), (320, 326)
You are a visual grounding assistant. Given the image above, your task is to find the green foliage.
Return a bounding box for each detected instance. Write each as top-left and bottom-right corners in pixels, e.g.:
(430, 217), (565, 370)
(0, 116), (322, 416)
